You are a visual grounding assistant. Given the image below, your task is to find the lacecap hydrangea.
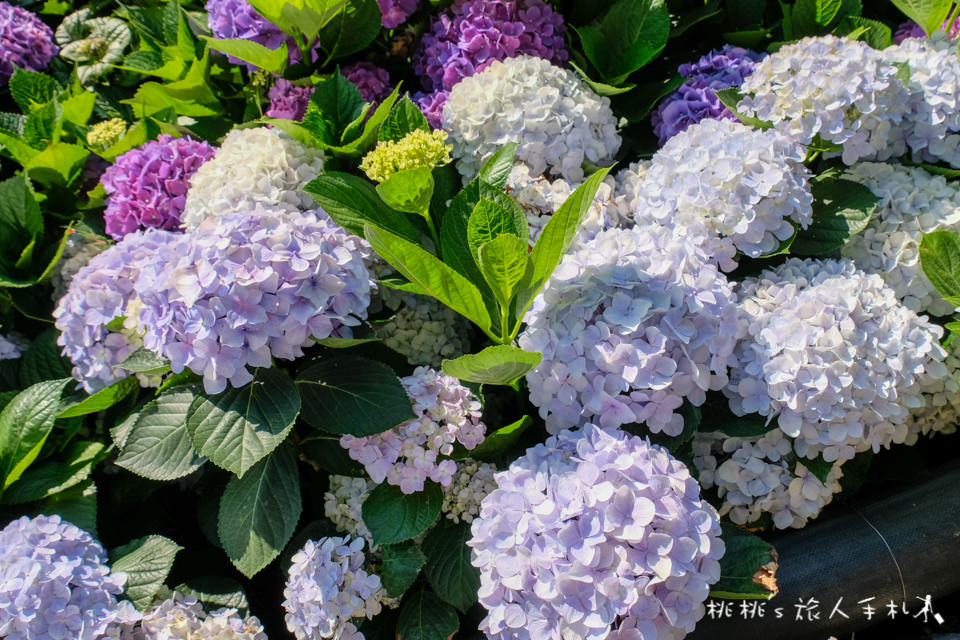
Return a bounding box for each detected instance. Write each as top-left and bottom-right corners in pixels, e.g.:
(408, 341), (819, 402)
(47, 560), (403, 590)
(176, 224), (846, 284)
(100, 134), (216, 240)
(635, 119), (813, 270)
(469, 424), (724, 640)
(134, 205), (370, 394)
(443, 55), (621, 182)
(117, 591), (266, 639)
(725, 258), (948, 462)
(283, 536), (384, 640)
(841, 162), (960, 316)
(340, 366), (485, 493)
(206, 0), (317, 69)
(0, 1), (57, 85)
(0, 515), (140, 640)
(519, 225), (741, 436)
(181, 127), (325, 229)
(442, 458), (497, 524)
(374, 293), (471, 367)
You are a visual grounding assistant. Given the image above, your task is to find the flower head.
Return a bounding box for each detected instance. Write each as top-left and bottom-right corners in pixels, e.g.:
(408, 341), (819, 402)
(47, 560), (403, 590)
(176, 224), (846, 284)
(52, 230), (111, 300)
(360, 129), (452, 183)
(324, 475), (377, 548)
(205, 0), (318, 69)
(86, 118), (128, 149)
(267, 78), (313, 121)
(343, 62), (392, 106)
(894, 16), (960, 42)
(375, 293), (471, 367)
(413, 90), (449, 129)
(0, 1), (57, 84)
(117, 591), (267, 639)
(56, 9), (130, 85)
(378, 0), (419, 28)
(442, 459), (497, 523)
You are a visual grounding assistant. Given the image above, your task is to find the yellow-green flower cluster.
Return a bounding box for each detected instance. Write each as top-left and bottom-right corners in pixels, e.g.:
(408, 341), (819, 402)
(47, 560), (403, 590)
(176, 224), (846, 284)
(86, 118), (127, 149)
(360, 129), (452, 183)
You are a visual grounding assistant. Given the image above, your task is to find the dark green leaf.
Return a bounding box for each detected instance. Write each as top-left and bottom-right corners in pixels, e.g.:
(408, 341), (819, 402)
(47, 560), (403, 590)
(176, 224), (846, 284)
(39, 481), (97, 535)
(711, 523), (778, 599)
(57, 376), (139, 419)
(19, 328), (72, 386)
(575, 0), (670, 82)
(798, 454), (833, 484)
(303, 70), (364, 145)
(791, 178), (877, 255)
(0, 378), (70, 490)
(299, 437), (364, 476)
(841, 15), (893, 48)
(0, 175), (43, 286)
(9, 68), (59, 113)
(118, 348), (171, 374)
(396, 587), (460, 640)
(362, 482), (442, 545)
(3, 441), (107, 504)
(111, 535), (183, 610)
(376, 166), (434, 216)
(920, 230), (960, 303)
(381, 542), (427, 597)
(422, 523), (479, 613)
(454, 415), (531, 460)
(318, 0), (381, 60)
(442, 345), (540, 386)
(176, 577), (249, 615)
(379, 95), (430, 142)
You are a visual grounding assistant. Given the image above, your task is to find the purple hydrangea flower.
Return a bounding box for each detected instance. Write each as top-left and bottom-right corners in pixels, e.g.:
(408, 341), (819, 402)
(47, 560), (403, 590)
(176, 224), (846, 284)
(894, 17), (960, 42)
(340, 366), (485, 493)
(0, 1), (57, 85)
(343, 61), (392, 106)
(678, 44), (765, 86)
(100, 134), (216, 240)
(414, 0), (568, 92)
(267, 78), (314, 121)
(54, 229), (180, 393)
(205, 0), (318, 69)
(413, 90), (448, 129)
(378, 0), (419, 29)
(469, 424), (725, 640)
(0, 515), (140, 640)
(135, 205), (371, 394)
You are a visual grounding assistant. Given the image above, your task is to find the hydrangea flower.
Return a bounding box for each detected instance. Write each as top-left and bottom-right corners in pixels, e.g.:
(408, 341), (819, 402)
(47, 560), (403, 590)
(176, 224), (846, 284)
(519, 226), (741, 435)
(693, 430), (844, 529)
(360, 129), (452, 183)
(444, 55), (620, 182)
(117, 591), (266, 639)
(678, 44), (765, 86)
(51, 230), (111, 300)
(0, 332), (25, 359)
(206, 0), (317, 69)
(340, 366), (485, 493)
(378, 0), (418, 28)
(737, 35), (912, 164)
(0, 1), (57, 84)
(374, 294), (471, 367)
(135, 206), (371, 394)
(841, 162), (960, 316)
(442, 459), (497, 523)
(56, 9), (131, 85)
(283, 536), (384, 640)
(324, 475), (377, 548)
(604, 160), (650, 228)
(414, 0), (567, 93)
(469, 424), (724, 640)
(725, 258), (948, 462)
(413, 90), (448, 129)
(267, 78), (313, 121)
(343, 62), (392, 106)
(54, 229), (179, 393)
(894, 17), (960, 42)
(905, 337), (960, 444)
(0, 515), (140, 640)
(635, 119), (814, 269)
(86, 118), (127, 149)
(181, 127), (326, 229)
(101, 134), (216, 240)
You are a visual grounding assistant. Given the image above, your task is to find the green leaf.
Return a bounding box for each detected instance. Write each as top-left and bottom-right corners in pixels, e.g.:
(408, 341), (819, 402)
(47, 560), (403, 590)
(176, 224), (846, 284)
(890, 0), (953, 36)
(3, 441), (107, 504)
(186, 367), (300, 478)
(248, 0), (347, 42)
(841, 15), (893, 48)
(422, 523), (480, 613)
(299, 437), (364, 476)
(920, 230), (960, 303)
(569, 60), (637, 96)
(0, 378), (71, 490)
(467, 199), (521, 258)
(364, 224), (494, 335)
(111, 535), (183, 610)
(396, 587), (460, 640)
(115, 386), (208, 481)
(477, 142), (519, 189)
(57, 376), (139, 419)
(478, 234), (529, 310)
(902, 159), (960, 179)
(379, 96), (430, 142)
(176, 577), (249, 615)
(303, 69), (364, 145)
(574, 0), (670, 83)
(296, 354), (414, 436)
(326, 83), (402, 157)
(715, 88), (773, 131)
(26, 142), (91, 187)
(318, 0), (381, 60)
(303, 172), (422, 244)
(362, 482), (442, 545)
(19, 328), (72, 387)
(0, 175), (43, 286)
(9, 68), (59, 113)
(201, 36), (288, 74)
(381, 542), (427, 597)
(117, 348), (171, 375)
(711, 524), (778, 599)
(60, 91), (96, 127)
(791, 178), (877, 255)
(376, 166), (435, 216)
(442, 345), (540, 387)
(439, 182), (497, 299)
(798, 455), (833, 484)
(453, 415), (532, 460)
(39, 481), (97, 535)
(218, 444), (302, 577)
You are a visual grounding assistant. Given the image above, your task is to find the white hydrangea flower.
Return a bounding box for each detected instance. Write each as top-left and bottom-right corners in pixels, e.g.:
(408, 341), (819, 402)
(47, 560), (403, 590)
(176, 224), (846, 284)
(634, 119), (813, 270)
(181, 127), (325, 229)
(441, 459), (497, 524)
(443, 55), (621, 182)
(738, 35), (911, 164)
(693, 430), (844, 530)
(51, 231), (110, 301)
(841, 162), (960, 316)
(725, 258), (947, 463)
(116, 591), (267, 640)
(519, 226), (741, 435)
(323, 475), (376, 549)
(603, 160), (650, 228)
(374, 294), (471, 367)
(904, 337), (960, 444)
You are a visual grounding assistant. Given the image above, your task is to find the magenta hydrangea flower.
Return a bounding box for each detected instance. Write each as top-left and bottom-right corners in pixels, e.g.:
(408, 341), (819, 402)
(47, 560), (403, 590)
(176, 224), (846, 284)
(267, 78), (314, 121)
(343, 61), (392, 105)
(414, 0), (568, 92)
(205, 0), (319, 69)
(100, 134), (216, 240)
(414, 90), (449, 129)
(0, 1), (57, 85)
(469, 424), (725, 640)
(378, 0), (419, 29)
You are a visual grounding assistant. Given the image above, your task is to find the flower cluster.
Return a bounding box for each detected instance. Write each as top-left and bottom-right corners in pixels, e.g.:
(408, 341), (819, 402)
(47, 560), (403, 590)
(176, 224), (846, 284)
(375, 294), (471, 367)
(343, 61), (392, 106)
(841, 162), (960, 316)
(444, 55), (620, 182)
(414, 0), (568, 93)
(101, 134), (216, 240)
(0, 332), (24, 360)
(135, 206), (371, 394)
(267, 78), (313, 121)
(55, 9), (130, 85)
(324, 475), (377, 548)
(283, 536), (384, 640)
(0, 515), (139, 640)
(894, 17), (960, 42)
(51, 230), (110, 300)
(0, 1), (57, 84)
(86, 117), (127, 149)
(653, 45), (764, 144)
(206, 0), (316, 69)
(635, 119), (814, 269)
(469, 424), (724, 640)
(378, 0), (419, 29)
(54, 229), (179, 393)
(181, 127), (325, 229)
(119, 591), (267, 639)
(413, 90), (449, 129)
(737, 35), (912, 164)
(519, 226), (741, 435)
(360, 129), (452, 183)
(725, 258), (948, 462)
(693, 431), (844, 529)
(442, 459), (497, 523)
(340, 366), (486, 493)
(905, 338), (960, 444)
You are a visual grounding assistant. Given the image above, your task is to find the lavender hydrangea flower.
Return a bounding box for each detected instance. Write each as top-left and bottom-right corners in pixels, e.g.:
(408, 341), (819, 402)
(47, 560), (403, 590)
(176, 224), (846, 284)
(340, 366), (485, 493)
(0, 1), (57, 85)
(414, 0), (568, 92)
(343, 61), (392, 106)
(100, 134), (216, 240)
(894, 16), (960, 43)
(413, 90), (448, 129)
(0, 515), (140, 640)
(905, 338), (960, 444)
(54, 229), (179, 393)
(135, 205), (371, 394)
(519, 226), (741, 436)
(378, 0), (418, 28)
(206, 0), (318, 69)
(678, 44), (765, 85)
(267, 78), (313, 121)
(283, 536), (384, 640)
(469, 424), (724, 640)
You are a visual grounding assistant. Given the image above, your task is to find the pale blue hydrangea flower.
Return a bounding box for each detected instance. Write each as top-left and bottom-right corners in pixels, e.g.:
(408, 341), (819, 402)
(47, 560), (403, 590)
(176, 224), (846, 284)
(116, 590), (266, 639)
(0, 333), (25, 359)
